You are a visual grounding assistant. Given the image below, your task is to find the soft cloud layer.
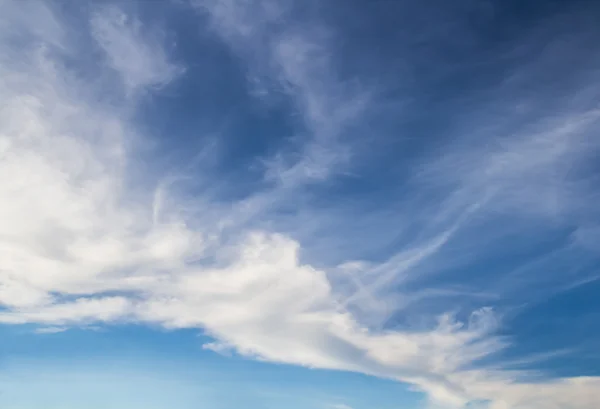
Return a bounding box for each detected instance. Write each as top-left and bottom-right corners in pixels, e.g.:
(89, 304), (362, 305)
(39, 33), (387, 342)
(91, 5), (183, 94)
(1, 1), (599, 408)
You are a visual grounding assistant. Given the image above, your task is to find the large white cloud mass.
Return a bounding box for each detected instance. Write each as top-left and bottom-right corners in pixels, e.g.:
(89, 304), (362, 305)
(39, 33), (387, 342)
(1, 1), (599, 408)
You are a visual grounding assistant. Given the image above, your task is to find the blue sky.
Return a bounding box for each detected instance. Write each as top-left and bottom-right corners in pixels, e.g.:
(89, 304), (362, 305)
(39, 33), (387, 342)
(0, 0), (599, 408)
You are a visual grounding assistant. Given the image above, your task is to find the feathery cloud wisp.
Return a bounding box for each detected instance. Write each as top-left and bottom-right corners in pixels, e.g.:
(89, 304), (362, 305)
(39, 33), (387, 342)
(91, 5), (183, 94)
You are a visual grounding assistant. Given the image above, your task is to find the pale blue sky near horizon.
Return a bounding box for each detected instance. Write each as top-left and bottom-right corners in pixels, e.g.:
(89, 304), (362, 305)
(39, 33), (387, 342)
(0, 325), (421, 409)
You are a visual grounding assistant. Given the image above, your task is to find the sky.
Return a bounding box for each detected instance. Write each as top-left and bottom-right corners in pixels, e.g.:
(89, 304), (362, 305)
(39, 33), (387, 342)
(0, 0), (599, 408)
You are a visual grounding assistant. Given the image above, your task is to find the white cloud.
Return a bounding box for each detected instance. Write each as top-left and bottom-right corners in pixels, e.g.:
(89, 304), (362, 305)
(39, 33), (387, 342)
(0, 1), (599, 409)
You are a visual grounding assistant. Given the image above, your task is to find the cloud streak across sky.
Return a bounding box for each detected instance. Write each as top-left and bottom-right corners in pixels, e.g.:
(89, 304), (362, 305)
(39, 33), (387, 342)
(1, 0), (599, 408)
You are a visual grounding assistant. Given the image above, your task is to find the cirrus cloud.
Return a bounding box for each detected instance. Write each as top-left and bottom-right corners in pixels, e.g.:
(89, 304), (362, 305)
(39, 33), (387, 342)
(1, 1), (599, 409)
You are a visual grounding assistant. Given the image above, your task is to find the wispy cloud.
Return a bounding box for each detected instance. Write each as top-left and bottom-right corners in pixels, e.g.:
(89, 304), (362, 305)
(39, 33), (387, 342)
(194, 0), (370, 186)
(91, 5), (184, 94)
(0, 1), (599, 409)
(326, 404), (354, 409)
(34, 326), (68, 334)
